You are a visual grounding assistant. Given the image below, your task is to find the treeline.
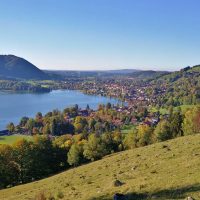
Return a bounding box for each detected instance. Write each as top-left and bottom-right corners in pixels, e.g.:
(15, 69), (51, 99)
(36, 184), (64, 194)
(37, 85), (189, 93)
(150, 66), (200, 107)
(0, 80), (51, 92)
(0, 136), (67, 188)
(1, 105), (200, 189)
(7, 104), (126, 136)
(0, 131), (122, 189)
(124, 106), (200, 149)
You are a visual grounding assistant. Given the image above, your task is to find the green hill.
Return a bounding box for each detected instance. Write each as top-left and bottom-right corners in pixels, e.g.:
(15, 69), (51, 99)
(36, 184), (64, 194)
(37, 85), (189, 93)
(1, 134), (200, 200)
(154, 65), (200, 83)
(0, 55), (48, 80)
(148, 65), (200, 106)
(131, 70), (169, 79)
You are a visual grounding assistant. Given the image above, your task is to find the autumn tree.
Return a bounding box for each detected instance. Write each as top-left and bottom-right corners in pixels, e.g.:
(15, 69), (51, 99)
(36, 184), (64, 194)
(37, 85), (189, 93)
(13, 139), (34, 183)
(74, 116), (87, 133)
(137, 124), (154, 146)
(0, 145), (19, 188)
(183, 106), (200, 135)
(83, 134), (106, 161)
(123, 131), (137, 149)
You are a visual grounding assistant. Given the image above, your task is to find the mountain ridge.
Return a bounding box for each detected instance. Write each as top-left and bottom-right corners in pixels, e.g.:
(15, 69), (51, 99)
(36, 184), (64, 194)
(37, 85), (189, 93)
(0, 55), (48, 80)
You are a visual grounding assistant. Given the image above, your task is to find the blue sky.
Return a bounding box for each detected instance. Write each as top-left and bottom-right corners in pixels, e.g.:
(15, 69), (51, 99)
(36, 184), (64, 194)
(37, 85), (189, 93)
(0, 0), (200, 71)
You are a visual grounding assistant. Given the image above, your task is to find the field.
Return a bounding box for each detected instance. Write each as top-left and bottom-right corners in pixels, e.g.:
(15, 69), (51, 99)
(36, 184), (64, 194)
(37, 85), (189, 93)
(121, 124), (136, 134)
(0, 135), (32, 145)
(1, 134), (200, 200)
(150, 105), (196, 115)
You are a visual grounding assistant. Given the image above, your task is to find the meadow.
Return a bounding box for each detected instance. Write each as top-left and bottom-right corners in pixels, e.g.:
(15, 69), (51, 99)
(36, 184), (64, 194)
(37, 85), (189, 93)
(1, 134), (200, 200)
(0, 135), (32, 145)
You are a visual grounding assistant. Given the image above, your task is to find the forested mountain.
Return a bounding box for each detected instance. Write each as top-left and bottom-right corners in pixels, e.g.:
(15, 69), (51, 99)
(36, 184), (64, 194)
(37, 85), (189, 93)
(0, 55), (48, 79)
(131, 70), (169, 79)
(149, 65), (200, 106)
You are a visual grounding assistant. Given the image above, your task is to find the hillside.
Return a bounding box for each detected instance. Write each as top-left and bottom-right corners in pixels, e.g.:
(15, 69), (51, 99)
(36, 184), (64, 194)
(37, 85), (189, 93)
(147, 65), (200, 106)
(154, 65), (200, 83)
(0, 55), (48, 79)
(1, 134), (200, 200)
(131, 70), (169, 79)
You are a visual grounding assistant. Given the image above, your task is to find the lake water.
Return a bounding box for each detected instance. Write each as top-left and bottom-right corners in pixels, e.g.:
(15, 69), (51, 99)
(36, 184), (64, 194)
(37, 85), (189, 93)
(0, 90), (122, 130)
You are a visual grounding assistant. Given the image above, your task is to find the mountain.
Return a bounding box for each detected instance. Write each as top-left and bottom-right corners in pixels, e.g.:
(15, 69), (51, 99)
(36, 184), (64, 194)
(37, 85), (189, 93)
(1, 134), (200, 200)
(0, 55), (48, 79)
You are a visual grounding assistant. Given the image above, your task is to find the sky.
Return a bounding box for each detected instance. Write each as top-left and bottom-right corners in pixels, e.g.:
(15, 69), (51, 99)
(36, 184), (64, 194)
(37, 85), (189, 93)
(0, 0), (200, 71)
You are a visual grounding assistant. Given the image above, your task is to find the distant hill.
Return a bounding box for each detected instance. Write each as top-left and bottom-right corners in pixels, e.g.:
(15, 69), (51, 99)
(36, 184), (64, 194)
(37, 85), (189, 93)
(1, 134), (200, 200)
(154, 65), (200, 83)
(131, 70), (169, 79)
(0, 55), (48, 80)
(104, 69), (140, 74)
(45, 69), (141, 78)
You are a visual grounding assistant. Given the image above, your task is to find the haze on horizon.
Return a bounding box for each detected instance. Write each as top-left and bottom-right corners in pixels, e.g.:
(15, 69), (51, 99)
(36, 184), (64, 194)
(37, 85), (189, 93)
(0, 0), (200, 71)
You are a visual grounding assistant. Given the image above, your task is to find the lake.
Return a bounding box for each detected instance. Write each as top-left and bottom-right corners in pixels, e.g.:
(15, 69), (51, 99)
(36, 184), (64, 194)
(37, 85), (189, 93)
(0, 90), (122, 130)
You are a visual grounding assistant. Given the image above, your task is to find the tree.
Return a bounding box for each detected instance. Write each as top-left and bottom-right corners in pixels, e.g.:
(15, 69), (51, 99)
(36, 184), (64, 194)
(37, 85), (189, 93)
(0, 145), (20, 188)
(30, 136), (55, 179)
(154, 120), (172, 141)
(83, 134), (106, 161)
(6, 122), (15, 133)
(183, 106), (200, 135)
(137, 124), (154, 146)
(74, 116), (87, 133)
(106, 102), (112, 110)
(74, 104), (79, 111)
(32, 127), (40, 135)
(43, 123), (51, 135)
(67, 143), (83, 166)
(35, 112), (42, 120)
(13, 139), (34, 183)
(94, 122), (103, 134)
(89, 118), (96, 132)
(169, 110), (183, 137)
(86, 104), (90, 111)
(168, 106), (174, 121)
(50, 118), (57, 135)
(19, 117), (29, 127)
(123, 131), (137, 149)
(26, 118), (36, 134)
(101, 132), (119, 153)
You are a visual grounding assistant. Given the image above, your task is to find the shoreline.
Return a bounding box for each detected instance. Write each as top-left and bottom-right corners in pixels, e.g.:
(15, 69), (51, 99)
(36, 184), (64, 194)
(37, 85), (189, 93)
(0, 89), (126, 132)
(0, 130), (9, 136)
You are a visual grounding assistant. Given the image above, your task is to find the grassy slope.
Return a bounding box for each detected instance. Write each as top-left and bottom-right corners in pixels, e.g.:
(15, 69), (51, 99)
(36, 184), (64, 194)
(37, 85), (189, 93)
(1, 134), (200, 200)
(0, 135), (32, 145)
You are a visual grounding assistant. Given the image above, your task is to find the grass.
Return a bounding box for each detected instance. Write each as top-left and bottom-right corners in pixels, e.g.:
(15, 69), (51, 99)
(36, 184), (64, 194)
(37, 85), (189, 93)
(121, 124), (136, 134)
(150, 105), (196, 115)
(1, 134), (200, 200)
(0, 134), (32, 145)
(150, 107), (168, 115)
